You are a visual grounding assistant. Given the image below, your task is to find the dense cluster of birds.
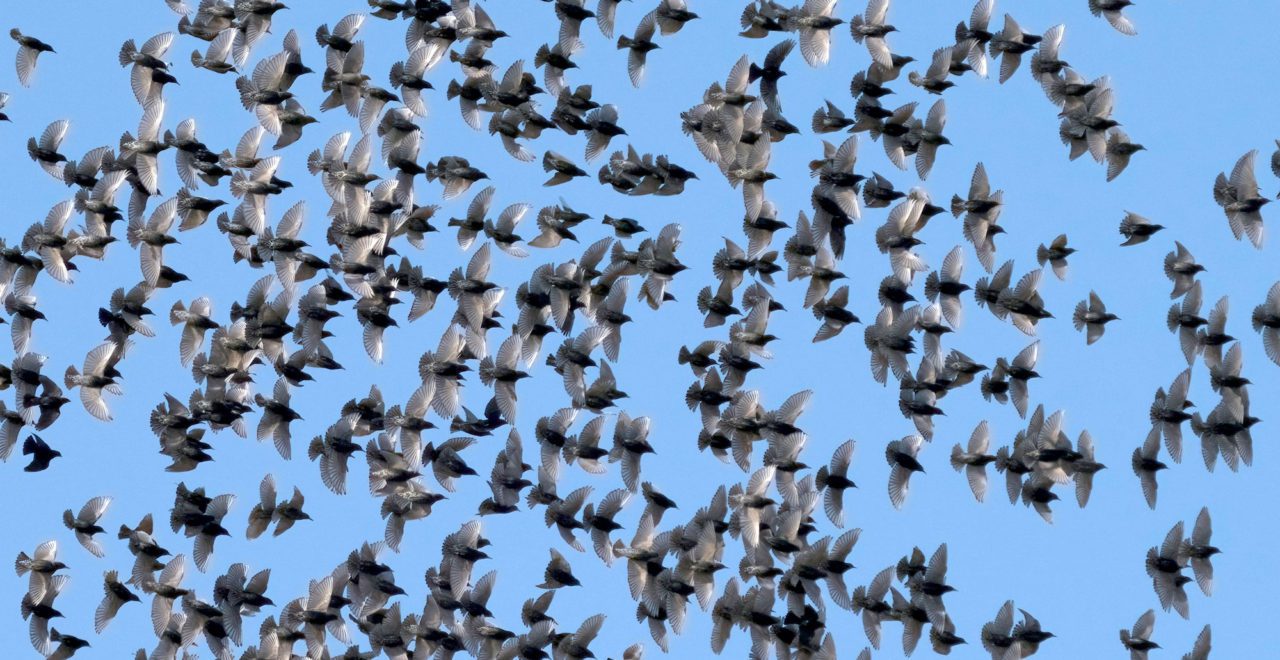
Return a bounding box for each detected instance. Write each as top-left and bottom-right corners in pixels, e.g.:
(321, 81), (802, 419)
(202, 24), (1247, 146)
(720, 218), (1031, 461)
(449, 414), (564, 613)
(3, 0), (1276, 658)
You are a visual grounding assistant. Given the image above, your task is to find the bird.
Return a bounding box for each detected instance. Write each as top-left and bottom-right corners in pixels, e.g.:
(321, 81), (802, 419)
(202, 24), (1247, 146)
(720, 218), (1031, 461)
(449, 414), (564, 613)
(1072, 290), (1119, 344)
(885, 434), (924, 509)
(1119, 609), (1159, 660)
(1214, 150), (1269, 248)
(1146, 520), (1191, 618)
(950, 420), (995, 502)
(1089, 0), (1138, 35)
(1181, 506), (1219, 596)
(21, 433), (60, 471)
(11, 28), (55, 87)
(62, 496), (112, 557)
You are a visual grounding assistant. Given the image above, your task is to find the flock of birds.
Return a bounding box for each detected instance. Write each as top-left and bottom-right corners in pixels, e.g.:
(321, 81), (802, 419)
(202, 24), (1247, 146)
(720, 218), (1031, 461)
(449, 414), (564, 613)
(1, 0), (1276, 658)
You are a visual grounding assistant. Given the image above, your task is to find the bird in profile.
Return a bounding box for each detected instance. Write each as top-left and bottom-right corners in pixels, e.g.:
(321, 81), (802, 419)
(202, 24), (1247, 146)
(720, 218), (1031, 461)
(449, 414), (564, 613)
(1146, 520), (1191, 618)
(11, 28), (54, 87)
(1072, 290), (1119, 344)
(1119, 609), (1159, 659)
(1214, 150), (1268, 248)
(1089, 0), (1138, 35)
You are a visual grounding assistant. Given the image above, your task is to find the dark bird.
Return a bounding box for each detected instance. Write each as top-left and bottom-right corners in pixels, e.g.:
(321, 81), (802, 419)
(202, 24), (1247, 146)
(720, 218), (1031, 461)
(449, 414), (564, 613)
(11, 28), (54, 87)
(22, 433), (60, 471)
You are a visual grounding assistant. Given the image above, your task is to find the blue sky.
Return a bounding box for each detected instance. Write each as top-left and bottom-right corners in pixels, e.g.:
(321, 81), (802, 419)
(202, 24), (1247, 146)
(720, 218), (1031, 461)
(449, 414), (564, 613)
(2, 1), (1278, 658)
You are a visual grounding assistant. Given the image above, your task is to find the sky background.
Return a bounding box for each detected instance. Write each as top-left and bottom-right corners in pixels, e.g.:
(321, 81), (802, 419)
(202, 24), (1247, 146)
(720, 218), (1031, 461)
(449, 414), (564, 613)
(1, 1), (1278, 658)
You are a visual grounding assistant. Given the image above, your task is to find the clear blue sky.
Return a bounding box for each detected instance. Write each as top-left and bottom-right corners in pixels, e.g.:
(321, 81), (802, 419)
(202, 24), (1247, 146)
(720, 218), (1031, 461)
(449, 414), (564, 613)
(2, 1), (1278, 658)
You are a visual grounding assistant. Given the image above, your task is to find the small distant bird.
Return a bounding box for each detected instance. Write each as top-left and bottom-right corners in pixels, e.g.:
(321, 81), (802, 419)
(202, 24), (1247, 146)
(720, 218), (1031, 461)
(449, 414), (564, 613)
(1035, 234), (1075, 280)
(1119, 211), (1164, 246)
(885, 434), (924, 509)
(815, 439), (856, 526)
(1072, 291), (1119, 344)
(850, 0), (896, 69)
(1146, 520), (1191, 619)
(655, 0), (699, 35)
(617, 11), (659, 87)
(908, 46), (957, 95)
(543, 151), (588, 186)
(1119, 609), (1159, 660)
(538, 548), (581, 589)
(1181, 507), (1219, 596)
(62, 496), (112, 557)
(1253, 281), (1280, 366)
(950, 420), (995, 502)
(1132, 427), (1166, 509)
(1106, 129), (1145, 181)
(997, 269), (1053, 336)
(988, 14), (1041, 84)
(28, 119), (71, 181)
(93, 569), (139, 634)
(1213, 150), (1269, 249)
(11, 28), (55, 87)
(789, 3), (842, 68)
(1164, 241), (1204, 299)
(1089, 0), (1138, 35)
(22, 434), (60, 471)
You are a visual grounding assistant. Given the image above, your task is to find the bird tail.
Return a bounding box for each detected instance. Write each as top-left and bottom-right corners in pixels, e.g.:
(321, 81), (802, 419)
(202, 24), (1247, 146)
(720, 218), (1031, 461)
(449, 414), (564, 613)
(230, 169), (250, 198)
(683, 381), (702, 412)
(949, 194), (967, 218)
(192, 352), (208, 384)
(306, 149), (327, 175)
(1165, 303), (1180, 333)
(850, 585), (866, 613)
(811, 299), (828, 321)
(445, 79), (462, 101)
(478, 356), (496, 386)
(979, 374), (994, 400)
(1035, 243), (1050, 267)
(190, 50), (205, 69)
(561, 436), (580, 465)
(954, 21), (969, 43)
(534, 44), (552, 68)
(677, 345), (693, 365)
(63, 365), (79, 390)
(306, 436), (324, 462)
(62, 508), (76, 530)
(125, 215), (144, 248)
(950, 444), (964, 471)
(616, 35), (634, 50)
(849, 71), (870, 96)
(994, 446), (1010, 473)
(815, 465), (829, 489)
(811, 106), (833, 134)
(1072, 300), (1088, 331)
(389, 61), (405, 89)
(314, 24), (331, 48)
(118, 39), (137, 67)
(26, 137), (39, 162)
(923, 271), (941, 302)
(14, 551), (31, 576)
(117, 524), (133, 540)
(849, 15), (867, 42)
(235, 76), (259, 111)
(695, 286), (713, 315)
